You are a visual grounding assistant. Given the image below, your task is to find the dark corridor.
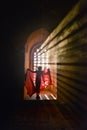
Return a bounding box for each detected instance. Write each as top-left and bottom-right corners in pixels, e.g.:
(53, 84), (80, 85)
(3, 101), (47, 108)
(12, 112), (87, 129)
(1, 0), (87, 130)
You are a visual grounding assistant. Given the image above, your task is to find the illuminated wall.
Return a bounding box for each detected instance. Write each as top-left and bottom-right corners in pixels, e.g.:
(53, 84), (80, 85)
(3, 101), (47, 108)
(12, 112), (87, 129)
(24, 28), (49, 71)
(36, 0), (87, 114)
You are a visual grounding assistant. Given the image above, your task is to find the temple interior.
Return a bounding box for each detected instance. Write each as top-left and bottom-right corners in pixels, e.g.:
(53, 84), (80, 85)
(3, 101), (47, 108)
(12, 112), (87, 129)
(1, 0), (87, 129)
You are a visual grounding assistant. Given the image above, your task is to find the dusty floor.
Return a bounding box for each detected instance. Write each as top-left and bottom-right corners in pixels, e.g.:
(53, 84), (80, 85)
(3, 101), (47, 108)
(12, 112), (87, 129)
(1, 101), (87, 130)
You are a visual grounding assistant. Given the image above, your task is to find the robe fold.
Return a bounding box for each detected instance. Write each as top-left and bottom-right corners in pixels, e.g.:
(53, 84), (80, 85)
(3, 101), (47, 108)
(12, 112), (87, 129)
(25, 69), (52, 97)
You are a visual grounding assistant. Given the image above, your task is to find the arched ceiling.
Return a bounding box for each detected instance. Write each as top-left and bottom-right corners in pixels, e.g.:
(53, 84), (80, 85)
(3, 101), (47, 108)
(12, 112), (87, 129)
(1, 0), (79, 46)
(25, 28), (49, 69)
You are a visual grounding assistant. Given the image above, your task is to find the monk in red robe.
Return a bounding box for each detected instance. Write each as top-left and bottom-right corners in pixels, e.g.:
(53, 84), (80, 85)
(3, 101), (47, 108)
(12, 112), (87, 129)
(27, 66), (44, 99)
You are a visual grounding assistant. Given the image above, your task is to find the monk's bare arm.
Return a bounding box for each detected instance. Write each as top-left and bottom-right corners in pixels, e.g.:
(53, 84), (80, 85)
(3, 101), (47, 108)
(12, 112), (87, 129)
(27, 68), (36, 73)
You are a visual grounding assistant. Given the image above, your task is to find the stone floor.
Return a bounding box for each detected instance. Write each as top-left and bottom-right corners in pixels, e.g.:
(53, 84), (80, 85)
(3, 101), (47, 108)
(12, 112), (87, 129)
(30, 92), (56, 100)
(1, 102), (87, 130)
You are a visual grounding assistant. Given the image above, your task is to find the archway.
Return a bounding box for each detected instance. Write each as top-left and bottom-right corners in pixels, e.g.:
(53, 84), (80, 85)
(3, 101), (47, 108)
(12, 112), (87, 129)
(24, 28), (57, 100)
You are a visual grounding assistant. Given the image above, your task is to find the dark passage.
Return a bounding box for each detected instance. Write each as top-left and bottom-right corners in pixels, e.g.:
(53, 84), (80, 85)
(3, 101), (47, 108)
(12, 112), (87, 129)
(1, 102), (87, 130)
(0, 0), (87, 130)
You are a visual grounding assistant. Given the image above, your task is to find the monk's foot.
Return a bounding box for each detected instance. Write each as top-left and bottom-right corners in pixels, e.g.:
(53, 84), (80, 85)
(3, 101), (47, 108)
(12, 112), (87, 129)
(36, 95), (40, 100)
